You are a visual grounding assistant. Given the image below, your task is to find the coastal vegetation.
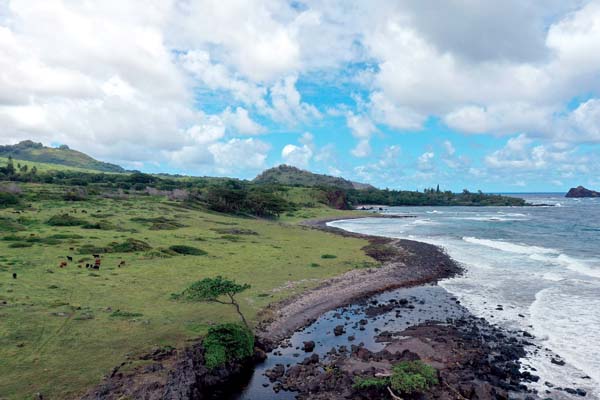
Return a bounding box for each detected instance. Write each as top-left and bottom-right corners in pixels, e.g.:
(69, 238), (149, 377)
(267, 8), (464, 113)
(353, 360), (439, 396)
(0, 148), (526, 398)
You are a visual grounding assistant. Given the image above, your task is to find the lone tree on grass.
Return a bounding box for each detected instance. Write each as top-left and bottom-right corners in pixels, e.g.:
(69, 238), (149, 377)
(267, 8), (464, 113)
(173, 276), (251, 328)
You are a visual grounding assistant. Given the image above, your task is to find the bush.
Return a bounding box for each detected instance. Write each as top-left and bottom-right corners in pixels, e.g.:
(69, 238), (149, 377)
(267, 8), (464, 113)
(8, 242), (33, 248)
(321, 254), (337, 259)
(352, 360), (438, 395)
(110, 238), (151, 252)
(390, 360), (438, 394)
(0, 217), (25, 232)
(169, 245), (207, 256)
(109, 310), (143, 319)
(47, 214), (87, 226)
(352, 377), (390, 390)
(203, 323), (254, 369)
(81, 221), (116, 230)
(0, 192), (20, 208)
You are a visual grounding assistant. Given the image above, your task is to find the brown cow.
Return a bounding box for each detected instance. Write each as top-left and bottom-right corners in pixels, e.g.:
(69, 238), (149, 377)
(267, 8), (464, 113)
(59, 261), (67, 268)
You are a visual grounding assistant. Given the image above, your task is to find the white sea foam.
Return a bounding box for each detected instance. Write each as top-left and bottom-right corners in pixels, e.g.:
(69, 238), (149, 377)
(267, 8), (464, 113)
(530, 287), (600, 397)
(462, 237), (558, 255)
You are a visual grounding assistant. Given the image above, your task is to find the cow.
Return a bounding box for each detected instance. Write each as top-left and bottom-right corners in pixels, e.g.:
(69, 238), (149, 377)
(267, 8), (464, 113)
(118, 261), (125, 267)
(12, 273), (17, 279)
(60, 261), (67, 268)
(67, 256), (73, 262)
(85, 263), (90, 268)
(93, 254), (100, 259)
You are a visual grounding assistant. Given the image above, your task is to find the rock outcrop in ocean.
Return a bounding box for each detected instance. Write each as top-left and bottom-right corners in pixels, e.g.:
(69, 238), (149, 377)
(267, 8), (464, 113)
(565, 186), (600, 198)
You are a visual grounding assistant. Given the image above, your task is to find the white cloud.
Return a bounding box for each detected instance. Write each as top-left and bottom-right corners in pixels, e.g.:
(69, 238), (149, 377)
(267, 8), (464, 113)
(221, 107), (265, 135)
(443, 140), (455, 156)
(351, 139), (371, 158)
(417, 151), (435, 171)
(281, 132), (315, 168)
(266, 75), (320, 124)
(281, 144), (312, 168)
(485, 134), (573, 170)
(568, 99), (600, 142)
(208, 138), (271, 173)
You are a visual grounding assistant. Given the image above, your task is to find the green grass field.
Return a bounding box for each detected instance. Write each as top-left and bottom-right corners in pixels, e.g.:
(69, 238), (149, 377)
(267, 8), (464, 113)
(0, 184), (373, 399)
(0, 157), (111, 175)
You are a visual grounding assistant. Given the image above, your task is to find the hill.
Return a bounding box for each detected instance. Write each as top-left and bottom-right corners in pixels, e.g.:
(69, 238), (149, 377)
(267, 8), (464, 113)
(254, 164), (374, 190)
(0, 140), (125, 173)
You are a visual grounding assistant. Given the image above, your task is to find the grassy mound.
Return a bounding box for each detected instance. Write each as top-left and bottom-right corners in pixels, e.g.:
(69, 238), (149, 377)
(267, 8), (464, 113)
(0, 217), (25, 232)
(168, 245), (207, 256)
(78, 239), (151, 254)
(110, 239), (152, 253)
(47, 214), (87, 226)
(130, 217), (185, 230)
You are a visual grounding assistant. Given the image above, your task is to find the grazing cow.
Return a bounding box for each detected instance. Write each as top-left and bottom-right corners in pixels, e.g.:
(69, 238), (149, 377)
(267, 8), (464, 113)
(67, 256), (73, 262)
(93, 254), (100, 259)
(60, 261), (67, 268)
(118, 261), (125, 267)
(12, 273), (17, 279)
(85, 263), (90, 268)
(69, 247), (74, 251)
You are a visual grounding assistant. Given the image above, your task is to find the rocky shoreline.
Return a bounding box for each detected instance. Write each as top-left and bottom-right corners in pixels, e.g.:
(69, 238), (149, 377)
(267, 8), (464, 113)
(79, 214), (547, 400)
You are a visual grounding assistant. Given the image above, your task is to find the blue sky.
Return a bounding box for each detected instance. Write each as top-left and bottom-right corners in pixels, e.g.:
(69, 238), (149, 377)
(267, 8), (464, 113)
(2, 0), (600, 192)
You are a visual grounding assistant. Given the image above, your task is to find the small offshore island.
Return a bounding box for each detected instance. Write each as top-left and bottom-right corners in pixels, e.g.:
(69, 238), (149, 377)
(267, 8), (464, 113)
(565, 186), (600, 198)
(0, 143), (587, 400)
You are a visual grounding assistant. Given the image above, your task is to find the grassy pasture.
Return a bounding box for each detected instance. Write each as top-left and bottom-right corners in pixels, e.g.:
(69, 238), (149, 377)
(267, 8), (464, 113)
(0, 184), (373, 399)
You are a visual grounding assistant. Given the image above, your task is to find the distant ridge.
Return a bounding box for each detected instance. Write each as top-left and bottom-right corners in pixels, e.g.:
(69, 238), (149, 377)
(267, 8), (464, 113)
(0, 140), (125, 173)
(565, 186), (600, 198)
(254, 164), (375, 190)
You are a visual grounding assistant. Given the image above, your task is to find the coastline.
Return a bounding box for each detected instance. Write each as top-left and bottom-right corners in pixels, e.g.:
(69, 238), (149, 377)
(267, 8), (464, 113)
(256, 214), (461, 346)
(80, 213), (541, 400)
(254, 215), (541, 399)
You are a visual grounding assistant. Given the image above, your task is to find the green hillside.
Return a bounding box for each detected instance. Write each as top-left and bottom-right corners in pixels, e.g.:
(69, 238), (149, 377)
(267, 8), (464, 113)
(254, 164), (374, 190)
(0, 141), (125, 173)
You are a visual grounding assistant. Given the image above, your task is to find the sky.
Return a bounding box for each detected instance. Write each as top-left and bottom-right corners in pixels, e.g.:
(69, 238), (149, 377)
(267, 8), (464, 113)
(1, 1), (600, 192)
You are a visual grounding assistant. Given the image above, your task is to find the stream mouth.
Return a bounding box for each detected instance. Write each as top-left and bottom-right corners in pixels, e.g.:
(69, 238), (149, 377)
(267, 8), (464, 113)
(222, 285), (468, 400)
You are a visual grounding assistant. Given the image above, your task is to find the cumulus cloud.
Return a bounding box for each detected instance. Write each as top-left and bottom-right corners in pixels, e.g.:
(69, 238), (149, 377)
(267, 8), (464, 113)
(2, 0), (600, 184)
(417, 151), (435, 171)
(221, 107), (265, 135)
(281, 132), (315, 168)
(208, 138), (271, 173)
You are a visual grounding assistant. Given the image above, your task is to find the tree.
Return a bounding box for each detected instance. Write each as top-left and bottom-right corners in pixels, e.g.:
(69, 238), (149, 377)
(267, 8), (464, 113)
(6, 156), (15, 175)
(173, 276), (251, 327)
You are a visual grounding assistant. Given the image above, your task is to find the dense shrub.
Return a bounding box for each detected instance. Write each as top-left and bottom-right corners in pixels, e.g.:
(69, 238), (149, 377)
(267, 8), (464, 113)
(110, 239), (151, 252)
(390, 360), (438, 394)
(47, 214), (87, 226)
(203, 323), (254, 370)
(8, 242), (33, 248)
(0, 192), (20, 208)
(168, 245), (207, 256)
(352, 360), (438, 395)
(81, 221), (116, 230)
(321, 254), (337, 259)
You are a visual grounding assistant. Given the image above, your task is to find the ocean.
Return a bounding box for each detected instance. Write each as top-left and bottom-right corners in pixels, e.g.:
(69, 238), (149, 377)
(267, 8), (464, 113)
(328, 194), (600, 399)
